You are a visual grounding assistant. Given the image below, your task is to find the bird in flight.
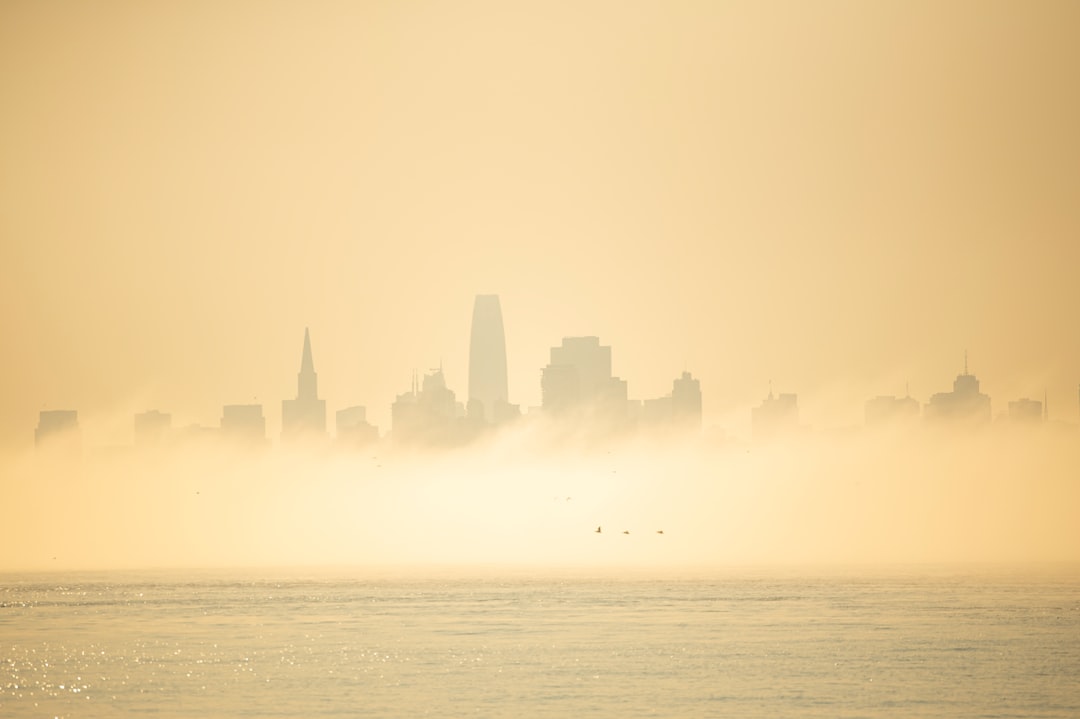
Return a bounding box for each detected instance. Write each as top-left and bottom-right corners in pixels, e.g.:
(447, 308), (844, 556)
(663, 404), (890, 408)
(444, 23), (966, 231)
(595, 526), (602, 533)
(623, 530), (630, 535)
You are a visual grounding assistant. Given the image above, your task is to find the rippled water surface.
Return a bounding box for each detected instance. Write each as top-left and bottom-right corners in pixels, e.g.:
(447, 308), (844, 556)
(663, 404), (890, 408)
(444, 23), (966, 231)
(2, 567), (1079, 717)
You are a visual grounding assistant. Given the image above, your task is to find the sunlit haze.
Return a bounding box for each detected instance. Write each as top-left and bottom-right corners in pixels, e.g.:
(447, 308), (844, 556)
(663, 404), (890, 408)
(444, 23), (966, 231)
(2, 1), (1079, 573)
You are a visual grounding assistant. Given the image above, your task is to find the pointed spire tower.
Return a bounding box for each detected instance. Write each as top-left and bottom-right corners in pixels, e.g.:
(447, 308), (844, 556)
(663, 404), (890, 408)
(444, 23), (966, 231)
(298, 327), (317, 400)
(282, 327), (327, 440)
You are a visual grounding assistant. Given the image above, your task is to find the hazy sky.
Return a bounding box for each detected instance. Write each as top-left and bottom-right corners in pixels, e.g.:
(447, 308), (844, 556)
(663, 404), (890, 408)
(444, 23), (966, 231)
(3, 0), (1079, 447)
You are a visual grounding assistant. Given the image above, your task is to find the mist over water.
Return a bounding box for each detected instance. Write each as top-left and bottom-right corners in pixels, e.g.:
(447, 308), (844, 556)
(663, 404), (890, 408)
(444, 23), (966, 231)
(4, 420), (1078, 573)
(5, 2), (1080, 715)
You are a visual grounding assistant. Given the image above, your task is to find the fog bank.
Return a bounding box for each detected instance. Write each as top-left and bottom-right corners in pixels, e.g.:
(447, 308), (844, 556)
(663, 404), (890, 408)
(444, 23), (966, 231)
(3, 424), (1078, 573)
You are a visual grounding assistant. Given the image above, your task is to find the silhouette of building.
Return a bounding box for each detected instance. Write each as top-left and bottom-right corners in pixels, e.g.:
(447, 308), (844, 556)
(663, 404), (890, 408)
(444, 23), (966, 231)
(639, 372), (703, 433)
(35, 410), (81, 455)
(221, 404), (266, 445)
(671, 372), (702, 429)
(544, 336), (610, 405)
(924, 357), (991, 425)
(864, 394), (920, 427)
(540, 337), (629, 424)
(1007, 398), (1043, 424)
(468, 295), (509, 424)
(336, 405), (379, 447)
(134, 410), (171, 447)
(281, 328), (327, 440)
(540, 362), (580, 413)
(751, 389), (798, 440)
(640, 396), (672, 428)
(600, 376), (629, 419)
(391, 367), (468, 446)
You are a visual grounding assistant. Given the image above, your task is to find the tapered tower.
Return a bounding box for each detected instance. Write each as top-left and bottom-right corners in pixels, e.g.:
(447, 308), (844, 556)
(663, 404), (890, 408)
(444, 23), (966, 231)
(297, 327), (317, 400)
(281, 327), (327, 440)
(468, 295), (509, 423)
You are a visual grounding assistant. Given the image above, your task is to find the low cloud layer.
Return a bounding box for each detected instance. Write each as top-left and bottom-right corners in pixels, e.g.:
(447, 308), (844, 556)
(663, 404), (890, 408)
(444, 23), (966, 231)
(3, 421), (1078, 573)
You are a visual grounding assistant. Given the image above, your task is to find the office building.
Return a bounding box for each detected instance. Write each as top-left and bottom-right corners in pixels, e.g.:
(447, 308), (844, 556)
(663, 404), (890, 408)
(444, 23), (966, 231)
(865, 394), (920, 427)
(336, 405), (379, 447)
(752, 390), (798, 440)
(671, 371), (703, 429)
(221, 404), (266, 444)
(134, 410), (172, 447)
(391, 367), (467, 446)
(540, 336), (628, 417)
(924, 357), (991, 425)
(35, 409), (81, 455)
(1007, 398), (1043, 424)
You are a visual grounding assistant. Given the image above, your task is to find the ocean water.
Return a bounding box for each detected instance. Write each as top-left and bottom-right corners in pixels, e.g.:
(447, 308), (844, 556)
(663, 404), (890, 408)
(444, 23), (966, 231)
(2, 567), (1078, 718)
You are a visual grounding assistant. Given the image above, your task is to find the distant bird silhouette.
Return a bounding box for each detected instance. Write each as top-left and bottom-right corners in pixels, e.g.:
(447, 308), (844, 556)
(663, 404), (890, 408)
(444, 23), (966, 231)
(595, 526), (602, 533)
(622, 530), (630, 535)
(656, 530), (664, 534)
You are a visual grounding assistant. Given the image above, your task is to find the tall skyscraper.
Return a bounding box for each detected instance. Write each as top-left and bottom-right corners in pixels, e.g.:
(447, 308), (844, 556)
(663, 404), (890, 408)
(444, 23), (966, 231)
(281, 327), (327, 440)
(468, 295), (509, 423)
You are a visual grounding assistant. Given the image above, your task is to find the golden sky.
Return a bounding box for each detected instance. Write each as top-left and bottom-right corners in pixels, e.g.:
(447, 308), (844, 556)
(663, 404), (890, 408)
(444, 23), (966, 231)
(2, 0), (1079, 447)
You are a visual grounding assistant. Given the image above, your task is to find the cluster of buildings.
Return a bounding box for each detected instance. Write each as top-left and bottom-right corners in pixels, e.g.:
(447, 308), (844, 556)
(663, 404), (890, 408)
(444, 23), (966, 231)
(751, 354), (1055, 440)
(32, 295), (1073, 454)
(33, 295), (702, 454)
(387, 297), (702, 446)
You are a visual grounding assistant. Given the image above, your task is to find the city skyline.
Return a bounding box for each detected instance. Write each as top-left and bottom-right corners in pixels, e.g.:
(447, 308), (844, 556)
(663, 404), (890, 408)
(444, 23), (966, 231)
(3, 6), (1079, 716)
(12, 296), (1078, 449)
(29, 299), (1076, 451)
(3, 2), (1079, 452)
